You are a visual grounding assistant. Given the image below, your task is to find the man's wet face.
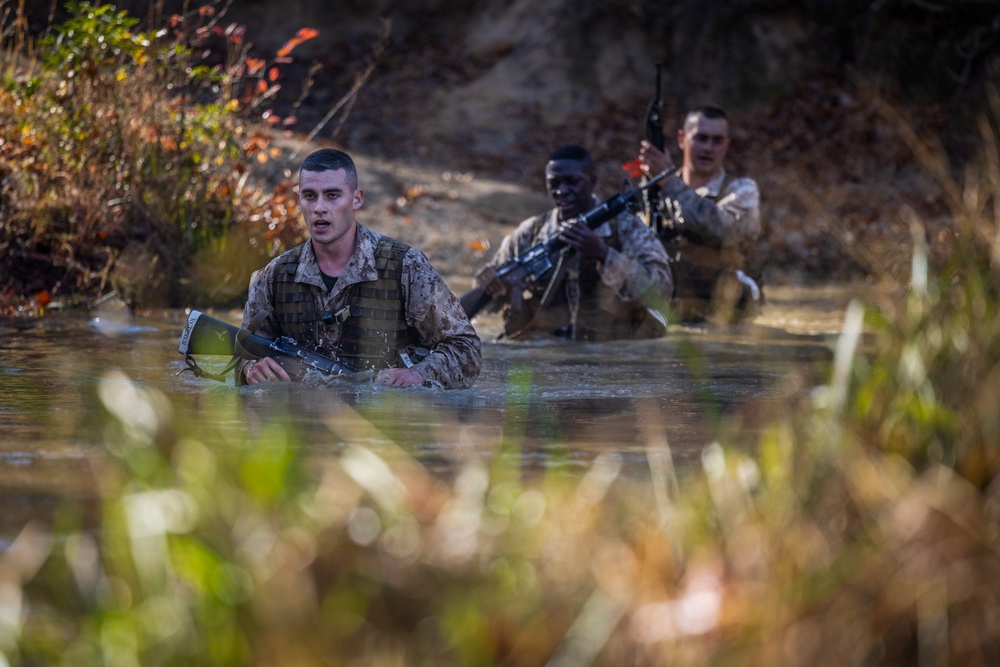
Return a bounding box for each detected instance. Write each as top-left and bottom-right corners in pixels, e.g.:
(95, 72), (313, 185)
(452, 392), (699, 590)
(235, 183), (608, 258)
(298, 168), (362, 248)
(545, 159), (596, 220)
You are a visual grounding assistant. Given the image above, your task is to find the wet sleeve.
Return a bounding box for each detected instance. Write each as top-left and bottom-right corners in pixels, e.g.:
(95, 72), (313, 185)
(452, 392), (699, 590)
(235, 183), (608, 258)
(659, 176), (761, 247)
(235, 264), (279, 384)
(476, 216), (545, 313)
(402, 249), (483, 389)
(600, 214), (674, 304)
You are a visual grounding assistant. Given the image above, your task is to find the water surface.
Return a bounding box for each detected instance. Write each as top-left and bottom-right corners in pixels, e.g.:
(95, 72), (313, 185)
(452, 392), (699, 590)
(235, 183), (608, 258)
(0, 283), (869, 546)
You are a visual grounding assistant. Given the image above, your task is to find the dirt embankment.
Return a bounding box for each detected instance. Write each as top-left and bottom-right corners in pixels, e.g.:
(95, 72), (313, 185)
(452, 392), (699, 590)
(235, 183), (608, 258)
(10, 0), (993, 305)
(231, 0), (987, 291)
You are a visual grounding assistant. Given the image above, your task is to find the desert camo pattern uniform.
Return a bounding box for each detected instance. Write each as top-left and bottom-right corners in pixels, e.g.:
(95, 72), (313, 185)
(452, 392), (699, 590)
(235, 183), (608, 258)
(656, 168), (762, 312)
(486, 200), (673, 339)
(239, 224), (481, 389)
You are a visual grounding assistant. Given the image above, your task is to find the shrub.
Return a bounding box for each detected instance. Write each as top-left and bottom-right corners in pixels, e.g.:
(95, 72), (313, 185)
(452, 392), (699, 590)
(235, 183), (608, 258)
(0, 1), (316, 311)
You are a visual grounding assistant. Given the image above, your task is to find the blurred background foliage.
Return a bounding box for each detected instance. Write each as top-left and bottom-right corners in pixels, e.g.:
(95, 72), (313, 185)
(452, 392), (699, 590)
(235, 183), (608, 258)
(2, 4), (1000, 663)
(2, 105), (1000, 663)
(0, 1), (318, 311)
(3, 0), (999, 312)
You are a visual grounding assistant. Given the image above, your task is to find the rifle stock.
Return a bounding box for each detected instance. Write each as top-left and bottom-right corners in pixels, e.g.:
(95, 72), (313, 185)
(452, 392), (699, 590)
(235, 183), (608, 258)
(178, 310), (360, 381)
(459, 167), (677, 320)
(646, 61), (665, 151)
(645, 61), (666, 235)
(459, 287), (492, 319)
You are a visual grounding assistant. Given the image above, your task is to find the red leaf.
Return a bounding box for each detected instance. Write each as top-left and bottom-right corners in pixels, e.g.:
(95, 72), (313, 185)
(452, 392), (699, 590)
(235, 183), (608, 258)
(257, 79), (268, 93)
(621, 159), (645, 180)
(245, 58), (265, 75)
(276, 27), (318, 57)
(267, 67), (280, 82)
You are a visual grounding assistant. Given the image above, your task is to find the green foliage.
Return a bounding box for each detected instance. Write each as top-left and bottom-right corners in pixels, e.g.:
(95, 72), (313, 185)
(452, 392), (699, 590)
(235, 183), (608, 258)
(0, 1), (313, 310)
(7, 216), (1000, 666)
(4, 31), (1000, 664)
(39, 2), (147, 75)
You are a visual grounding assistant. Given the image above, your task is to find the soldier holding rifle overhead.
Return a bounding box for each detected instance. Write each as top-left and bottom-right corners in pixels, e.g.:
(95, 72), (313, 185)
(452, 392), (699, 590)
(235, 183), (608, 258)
(638, 104), (763, 323)
(475, 145), (673, 341)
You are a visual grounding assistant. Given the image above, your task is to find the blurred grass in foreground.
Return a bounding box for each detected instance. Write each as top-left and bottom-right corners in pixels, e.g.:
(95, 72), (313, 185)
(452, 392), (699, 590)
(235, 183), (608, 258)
(3, 98), (1000, 663)
(2, 5), (1000, 667)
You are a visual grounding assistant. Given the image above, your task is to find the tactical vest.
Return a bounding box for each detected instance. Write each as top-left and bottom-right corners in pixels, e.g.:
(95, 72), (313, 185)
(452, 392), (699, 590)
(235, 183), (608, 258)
(660, 174), (759, 297)
(271, 237), (417, 370)
(513, 216), (663, 341)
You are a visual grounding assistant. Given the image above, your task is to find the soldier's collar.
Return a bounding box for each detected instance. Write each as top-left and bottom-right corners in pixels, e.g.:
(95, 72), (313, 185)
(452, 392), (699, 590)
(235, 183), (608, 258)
(695, 168), (728, 198)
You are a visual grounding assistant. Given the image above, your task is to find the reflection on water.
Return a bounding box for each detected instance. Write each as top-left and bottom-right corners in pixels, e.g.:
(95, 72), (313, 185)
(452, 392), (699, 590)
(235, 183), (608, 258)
(0, 283), (871, 547)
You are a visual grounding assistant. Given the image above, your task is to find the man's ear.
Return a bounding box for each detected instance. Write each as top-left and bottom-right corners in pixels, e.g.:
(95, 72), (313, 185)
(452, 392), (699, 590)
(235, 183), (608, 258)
(676, 128), (686, 150)
(353, 189), (364, 210)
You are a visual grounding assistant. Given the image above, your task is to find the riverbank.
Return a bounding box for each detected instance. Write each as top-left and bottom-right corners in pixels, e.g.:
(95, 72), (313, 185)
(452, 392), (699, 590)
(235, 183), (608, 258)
(0, 2), (976, 314)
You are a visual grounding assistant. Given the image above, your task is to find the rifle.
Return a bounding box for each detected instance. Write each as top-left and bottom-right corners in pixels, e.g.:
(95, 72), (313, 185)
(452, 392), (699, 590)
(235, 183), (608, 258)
(178, 310), (361, 382)
(645, 61), (666, 236)
(459, 167), (678, 320)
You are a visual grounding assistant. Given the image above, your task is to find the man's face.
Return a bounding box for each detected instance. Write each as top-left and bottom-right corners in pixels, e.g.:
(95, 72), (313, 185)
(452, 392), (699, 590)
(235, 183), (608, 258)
(545, 159), (596, 220)
(297, 168), (363, 248)
(678, 115), (730, 180)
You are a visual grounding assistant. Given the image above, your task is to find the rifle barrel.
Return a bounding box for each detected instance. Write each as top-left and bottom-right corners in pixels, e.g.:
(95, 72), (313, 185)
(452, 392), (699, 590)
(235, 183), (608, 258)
(459, 169), (676, 320)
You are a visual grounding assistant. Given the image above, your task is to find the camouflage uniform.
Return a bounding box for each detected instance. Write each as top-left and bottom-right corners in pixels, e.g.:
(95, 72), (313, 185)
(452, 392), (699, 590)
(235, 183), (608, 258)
(485, 201), (673, 340)
(239, 224), (481, 389)
(656, 168), (762, 321)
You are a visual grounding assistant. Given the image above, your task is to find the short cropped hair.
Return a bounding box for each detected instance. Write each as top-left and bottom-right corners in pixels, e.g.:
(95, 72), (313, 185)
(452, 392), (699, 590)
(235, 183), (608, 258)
(683, 105), (728, 135)
(547, 145), (595, 177)
(300, 149), (359, 190)
(548, 145), (592, 163)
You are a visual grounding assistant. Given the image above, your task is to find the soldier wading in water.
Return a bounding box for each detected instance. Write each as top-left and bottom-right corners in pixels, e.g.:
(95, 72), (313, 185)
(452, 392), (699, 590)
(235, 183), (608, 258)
(477, 145), (674, 341)
(638, 105), (763, 323)
(238, 149), (482, 389)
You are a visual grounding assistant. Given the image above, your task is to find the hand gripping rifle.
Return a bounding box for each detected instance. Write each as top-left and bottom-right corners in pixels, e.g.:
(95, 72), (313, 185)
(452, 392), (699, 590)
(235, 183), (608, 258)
(177, 310), (362, 382)
(458, 167), (678, 320)
(644, 61), (666, 236)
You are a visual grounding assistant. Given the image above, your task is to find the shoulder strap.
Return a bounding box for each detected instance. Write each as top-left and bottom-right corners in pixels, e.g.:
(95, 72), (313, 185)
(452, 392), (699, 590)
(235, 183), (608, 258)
(271, 243), (306, 307)
(707, 174), (736, 202)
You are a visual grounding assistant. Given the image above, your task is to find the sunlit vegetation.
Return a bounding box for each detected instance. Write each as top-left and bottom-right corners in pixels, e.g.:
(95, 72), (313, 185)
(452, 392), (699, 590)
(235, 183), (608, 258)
(1, 103), (998, 663)
(0, 1), (323, 313)
(2, 1), (1000, 665)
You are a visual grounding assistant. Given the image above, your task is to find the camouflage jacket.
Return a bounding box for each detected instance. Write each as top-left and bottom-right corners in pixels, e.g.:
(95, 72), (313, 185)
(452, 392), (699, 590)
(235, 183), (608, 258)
(657, 168), (761, 263)
(484, 203), (673, 338)
(240, 224), (482, 389)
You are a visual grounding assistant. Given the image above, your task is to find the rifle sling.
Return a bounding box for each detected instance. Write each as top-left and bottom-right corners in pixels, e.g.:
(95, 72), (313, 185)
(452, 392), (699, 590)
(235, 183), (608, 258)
(234, 311), (270, 361)
(178, 353), (240, 383)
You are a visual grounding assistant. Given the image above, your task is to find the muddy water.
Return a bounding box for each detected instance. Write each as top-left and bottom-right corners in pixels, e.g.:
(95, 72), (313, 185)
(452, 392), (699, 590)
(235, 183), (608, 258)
(0, 283), (870, 547)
